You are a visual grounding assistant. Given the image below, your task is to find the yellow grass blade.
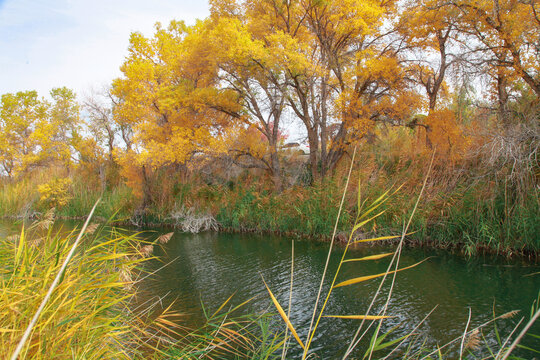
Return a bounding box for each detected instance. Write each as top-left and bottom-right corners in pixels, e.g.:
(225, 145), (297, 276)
(342, 253), (394, 263)
(367, 189), (391, 209)
(93, 253), (131, 262)
(0, 328), (18, 333)
(353, 235), (400, 244)
(351, 211), (386, 234)
(334, 259), (429, 288)
(353, 232), (417, 244)
(262, 277), (305, 350)
(212, 292), (236, 318)
(231, 296), (256, 312)
(14, 226), (25, 268)
(323, 315), (392, 320)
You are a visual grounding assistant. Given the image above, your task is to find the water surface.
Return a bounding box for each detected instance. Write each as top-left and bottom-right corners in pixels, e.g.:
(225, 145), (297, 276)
(140, 230), (539, 358)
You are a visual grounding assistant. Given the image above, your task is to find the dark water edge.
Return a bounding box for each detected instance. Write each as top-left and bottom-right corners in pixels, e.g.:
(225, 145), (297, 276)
(1, 220), (539, 358)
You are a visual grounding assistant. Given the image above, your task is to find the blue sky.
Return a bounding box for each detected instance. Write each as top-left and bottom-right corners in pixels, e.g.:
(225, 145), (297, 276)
(0, 0), (209, 98)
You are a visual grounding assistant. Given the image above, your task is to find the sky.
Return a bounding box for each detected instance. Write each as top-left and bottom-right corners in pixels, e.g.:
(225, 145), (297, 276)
(0, 0), (209, 99)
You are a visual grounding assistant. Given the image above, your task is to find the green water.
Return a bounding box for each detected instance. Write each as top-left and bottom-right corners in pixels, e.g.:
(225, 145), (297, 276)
(1, 221), (538, 358)
(138, 230), (539, 359)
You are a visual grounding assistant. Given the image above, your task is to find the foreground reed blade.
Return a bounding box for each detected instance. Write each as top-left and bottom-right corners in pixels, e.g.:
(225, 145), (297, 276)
(262, 275), (305, 351)
(333, 259), (430, 289)
(10, 199), (101, 360)
(302, 146), (358, 358)
(350, 152), (435, 360)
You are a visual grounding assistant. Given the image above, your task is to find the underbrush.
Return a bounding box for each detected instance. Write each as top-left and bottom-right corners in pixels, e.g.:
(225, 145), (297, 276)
(0, 172), (538, 255)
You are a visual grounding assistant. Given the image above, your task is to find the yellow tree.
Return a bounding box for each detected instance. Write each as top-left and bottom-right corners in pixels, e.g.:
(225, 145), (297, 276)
(45, 87), (81, 170)
(304, 0), (420, 175)
(112, 21), (235, 205)
(448, 0), (540, 97)
(211, 0), (421, 180)
(0, 91), (44, 176)
(398, 0), (463, 113)
(186, 12), (292, 188)
(0, 88), (82, 177)
(397, 0), (467, 154)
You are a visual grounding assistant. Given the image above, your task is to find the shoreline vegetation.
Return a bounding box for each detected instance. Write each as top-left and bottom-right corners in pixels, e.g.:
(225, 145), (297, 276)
(1, 0), (539, 358)
(0, 161), (538, 260)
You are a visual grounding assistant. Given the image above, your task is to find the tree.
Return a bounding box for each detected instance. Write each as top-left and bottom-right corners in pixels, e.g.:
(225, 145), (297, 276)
(399, 0), (462, 113)
(111, 21), (236, 204)
(303, 0), (420, 175)
(211, 0), (421, 180)
(0, 88), (81, 177)
(84, 89), (119, 163)
(185, 13), (292, 188)
(448, 0), (540, 97)
(0, 91), (43, 176)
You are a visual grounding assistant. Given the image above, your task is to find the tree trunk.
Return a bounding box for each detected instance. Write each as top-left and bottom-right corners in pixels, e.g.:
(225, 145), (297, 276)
(141, 164), (153, 209)
(497, 72), (510, 126)
(320, 76), (329, 180)
(307, 127), (319, 183)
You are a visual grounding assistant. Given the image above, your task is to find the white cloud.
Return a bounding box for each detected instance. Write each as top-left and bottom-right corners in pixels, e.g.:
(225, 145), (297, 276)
(0, 0), (209, 98)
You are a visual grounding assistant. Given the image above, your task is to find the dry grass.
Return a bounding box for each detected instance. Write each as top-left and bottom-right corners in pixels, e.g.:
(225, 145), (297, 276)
(0, 216), (173, 359)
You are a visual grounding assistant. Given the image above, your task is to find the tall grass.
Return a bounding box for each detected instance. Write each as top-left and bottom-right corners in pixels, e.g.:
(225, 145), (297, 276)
(58, 181), (134, 219)
(0, 210), (287, 359)
(0, 146), (537, 255)
(0, 210), (182, 359)
(0, 178), (39, 217)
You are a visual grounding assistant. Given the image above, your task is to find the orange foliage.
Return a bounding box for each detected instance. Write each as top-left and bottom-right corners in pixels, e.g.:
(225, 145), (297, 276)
(423, 109), (469, 163)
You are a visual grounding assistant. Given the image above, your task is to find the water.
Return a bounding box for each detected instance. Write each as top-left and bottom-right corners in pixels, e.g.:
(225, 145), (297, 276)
(139, 230), (539, 359)
(2, 221), (539, 358)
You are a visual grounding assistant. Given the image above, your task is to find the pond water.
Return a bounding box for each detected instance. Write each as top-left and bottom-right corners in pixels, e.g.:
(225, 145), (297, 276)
(138, 230), (539, 359)
(2, 220), (539, 358)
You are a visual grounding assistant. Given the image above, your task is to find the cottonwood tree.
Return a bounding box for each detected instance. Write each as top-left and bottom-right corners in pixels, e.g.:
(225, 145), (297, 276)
(111, 21), (238, 205)
(448, 0), (540, 98)
(0, 88), (81, 177)
(303, 0), (420, 176)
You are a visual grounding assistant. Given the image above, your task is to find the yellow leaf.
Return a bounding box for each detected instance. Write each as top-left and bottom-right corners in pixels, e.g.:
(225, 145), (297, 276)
(342, 253), (394, 263)
(323, 315), (392, 320)
(262, 276), (305, 350)
(334, 259), (429, 288)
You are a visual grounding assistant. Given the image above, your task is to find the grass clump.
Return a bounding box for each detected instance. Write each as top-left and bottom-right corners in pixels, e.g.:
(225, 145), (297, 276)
(0, 211), (287, 360)
(0, 215), (158, 359)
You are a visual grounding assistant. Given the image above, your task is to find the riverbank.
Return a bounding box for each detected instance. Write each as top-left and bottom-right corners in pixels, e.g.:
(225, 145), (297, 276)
(1, 173), (538, 259)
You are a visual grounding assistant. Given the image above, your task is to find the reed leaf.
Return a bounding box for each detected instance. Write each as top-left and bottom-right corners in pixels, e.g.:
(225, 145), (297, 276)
(262, 277), (305, 350)
(343, 253), (394, 263)
(323, 315), (392, 320)
(351, 211), (386, 235)
(353, 235), (401, 244)
(334, 259), (429, 289)
(212, 292), (236, 318)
